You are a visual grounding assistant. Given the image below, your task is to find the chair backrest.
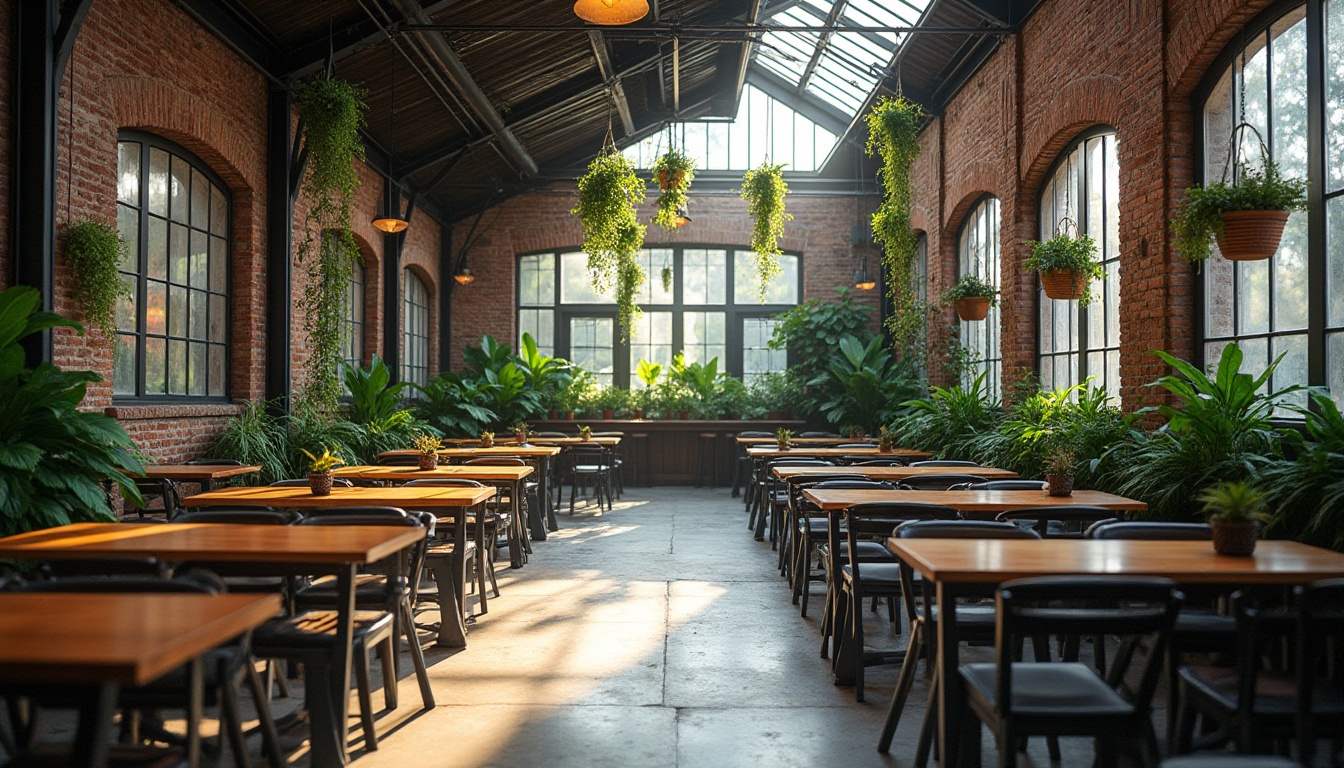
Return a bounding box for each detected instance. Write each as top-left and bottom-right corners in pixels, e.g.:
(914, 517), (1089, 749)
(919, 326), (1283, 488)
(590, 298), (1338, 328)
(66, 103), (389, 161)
(296, 513), (427, 599)
(402, 478), (486, 488)
(1295, 578), (1344, 748)
(1085, 521), (1212, 540)
(535, 431), (569, 438)
(896, 519), (1042, 540)
(995, 505), (1122, 538)
(898, 473), (989, 491)
(185, 458), (243, 466)
(961, 480), (1048, 491)
(463, 457), (529, 466)
(849, 458), (908, 467)
(787, 474), (869, 486)
(809, 479), (896, 491)
(3, 574), (220, 594)
(798, 431), (839, 438)
(909, 459), (980, 467)
(994, 576), (1182, 719)
(738, 431), (773, 438)
(171, 509), (292, 525)
(766, 458), (832, 468)
(269, 478), (354, 488)
(843, 503), (962, 592)
(300, 506), (408, 520)
(836, 443), (877, 449)
(377, 454), (423, 466)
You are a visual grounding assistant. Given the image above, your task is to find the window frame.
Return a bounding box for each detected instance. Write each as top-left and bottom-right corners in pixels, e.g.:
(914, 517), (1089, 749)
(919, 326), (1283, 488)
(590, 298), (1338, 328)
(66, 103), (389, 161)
(342, 255), (367, 372)
(516, 245), (803, 387)
(957, 195), (1002, 400)
(114, 130), (232, 403)
(402, 268), (431, 388)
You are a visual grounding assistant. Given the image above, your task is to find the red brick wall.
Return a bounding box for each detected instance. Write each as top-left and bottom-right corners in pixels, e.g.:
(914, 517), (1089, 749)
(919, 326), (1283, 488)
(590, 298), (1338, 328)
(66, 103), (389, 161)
(445, 185), (882, 368)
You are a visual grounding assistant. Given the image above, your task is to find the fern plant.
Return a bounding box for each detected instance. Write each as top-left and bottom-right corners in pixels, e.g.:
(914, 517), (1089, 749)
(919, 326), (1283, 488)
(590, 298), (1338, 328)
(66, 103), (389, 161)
(891, 373), (1001, 458)
(1260, 391), (1344, 549)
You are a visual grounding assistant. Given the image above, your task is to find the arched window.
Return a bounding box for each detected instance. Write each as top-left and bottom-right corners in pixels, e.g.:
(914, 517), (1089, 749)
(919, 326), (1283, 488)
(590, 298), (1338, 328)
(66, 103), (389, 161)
(402, 269), (430, 387)
(958, 197), (1001, 399)
(1199, 2), (1338, 412)
(1037, 131), (1121, 401)
(114, 132), (230, 399)
(342, 258), (366, 371)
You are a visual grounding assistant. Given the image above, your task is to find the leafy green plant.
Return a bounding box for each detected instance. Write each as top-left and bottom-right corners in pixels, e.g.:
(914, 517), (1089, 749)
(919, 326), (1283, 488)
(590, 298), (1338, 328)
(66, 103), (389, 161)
(209, 400), (289, 483)
(342, 355), (410, 424)
(64, 219), (129, 338)
(1198, 480), (1268, 523)
(0, 286), (143, 535)
(593, 386), (629, 415)
(652, 147), (695, 230)
(572, 149), (646, 337)
(636, 359), (663, 389)
(941, 274), (998, 305)
(578, 424), (592, 439)
(811, 335), (922, 436)
(294, 75), (368, 413)
(1024, 231), (1105, 306)
(866, 95), (925, 355)
(740, 161), (792, 301)
(414, 373), (499, 437)
(515, 333), (573, 406)
(412, 433), (441, 455)
(553, 368), (597, 415)
(1172, 159), (1307, 262)
(302, 447), (344, 473)
(668, 353), (721, 402)
(769, 288), (873, 390)
(776, 428), (794, 448)
(1259, 391), (1344, 549)
(891, 373), (1001, 459)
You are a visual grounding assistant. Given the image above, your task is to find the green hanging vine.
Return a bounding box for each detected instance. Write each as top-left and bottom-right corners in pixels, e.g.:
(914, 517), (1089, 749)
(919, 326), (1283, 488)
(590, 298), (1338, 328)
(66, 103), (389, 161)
(64, 219), (129, 339)
(866, 95), (924, 358)
(740, 161), (792, 301)
(294, 75), (367, 414)
(651, 147), (695, 229)
(572, 149), (646, 339)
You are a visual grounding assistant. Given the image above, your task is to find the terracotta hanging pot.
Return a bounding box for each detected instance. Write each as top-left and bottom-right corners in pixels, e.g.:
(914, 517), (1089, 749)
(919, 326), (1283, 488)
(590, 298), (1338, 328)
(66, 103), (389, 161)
(954, 297), (990, 322)
(1040, 269), (1086, 301)
(1216, 210), (1290, 261)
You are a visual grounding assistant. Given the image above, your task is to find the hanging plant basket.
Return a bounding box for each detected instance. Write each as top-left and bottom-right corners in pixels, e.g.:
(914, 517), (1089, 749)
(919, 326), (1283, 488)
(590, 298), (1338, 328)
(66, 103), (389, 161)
(1040, 269), (1087, 301)
(1216, 210), (1290, 261)
(657, 169), (685, 191)
(954, 297), (990, 322)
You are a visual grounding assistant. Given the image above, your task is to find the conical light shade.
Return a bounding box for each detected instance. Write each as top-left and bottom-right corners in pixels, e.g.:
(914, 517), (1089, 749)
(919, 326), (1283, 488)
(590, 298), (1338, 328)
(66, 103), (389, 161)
(372, 215), (409, 233)
(574, 0), (649, 25)
(454, 267), (475, 285)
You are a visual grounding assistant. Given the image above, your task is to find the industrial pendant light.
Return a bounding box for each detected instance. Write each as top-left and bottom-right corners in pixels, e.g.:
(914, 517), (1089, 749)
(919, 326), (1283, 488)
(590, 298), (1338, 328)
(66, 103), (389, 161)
(672, 202), (692, 228)
(372, 212), (409, 233)
(854, 260), (876, 291)
(373, 53), (409, 233)
(574, 0), (649, 25)
(454, 265), (475, 285)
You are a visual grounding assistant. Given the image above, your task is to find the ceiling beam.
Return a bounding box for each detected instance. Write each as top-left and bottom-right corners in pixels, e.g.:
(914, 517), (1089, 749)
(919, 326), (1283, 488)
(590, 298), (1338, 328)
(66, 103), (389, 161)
(285, 0), (466, 80)
(796, 0), (848, 93)
(746, 67), (849, 134)
(388, 0), (539, 177)
(947, 0), (1013, 27)
(588, 32), (636, 136)
(721, 0), (764, 117)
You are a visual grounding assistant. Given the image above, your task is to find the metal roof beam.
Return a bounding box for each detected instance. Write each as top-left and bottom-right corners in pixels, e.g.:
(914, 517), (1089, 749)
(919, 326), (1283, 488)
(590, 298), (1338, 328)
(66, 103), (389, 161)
(796, 0), (849, 93)
(588, 32), (636, 136)
(285, 0), (465, 80)
(721, 0), (765, 117)
(746, 67), (849, 134)
(945, 0), (1013, 28)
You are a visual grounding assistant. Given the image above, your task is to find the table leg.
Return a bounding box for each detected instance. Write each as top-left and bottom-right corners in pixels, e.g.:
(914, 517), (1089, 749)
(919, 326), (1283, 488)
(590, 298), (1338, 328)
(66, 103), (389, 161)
(70, 681), (118, 768)
(542, 456), (559, 533)
(523, 472), (546, 547)
(753, 461), (770, 542)
(306, 565), (355, 767)
(433, 507), (470, 648)
(935, 581), (967, 768)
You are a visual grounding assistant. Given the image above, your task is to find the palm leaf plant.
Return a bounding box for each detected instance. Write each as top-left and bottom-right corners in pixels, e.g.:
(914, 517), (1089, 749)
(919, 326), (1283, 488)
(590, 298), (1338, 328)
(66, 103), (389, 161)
(1259, 391), (1344, 550)
(891, 373), (1001, 459)
(811, 335), (923, 436)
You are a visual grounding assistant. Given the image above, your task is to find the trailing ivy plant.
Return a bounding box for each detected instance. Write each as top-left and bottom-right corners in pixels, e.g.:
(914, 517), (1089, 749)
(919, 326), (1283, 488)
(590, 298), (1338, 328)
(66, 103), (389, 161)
(64, 219), (129, 339)
(651, 147), (695, 230)
(866, 95), (924, 357)
(572, 149), (646, 338)
(740, 161), (792, 301)
(1171, 159), (1307, 263)
(294, 75), (367, 414)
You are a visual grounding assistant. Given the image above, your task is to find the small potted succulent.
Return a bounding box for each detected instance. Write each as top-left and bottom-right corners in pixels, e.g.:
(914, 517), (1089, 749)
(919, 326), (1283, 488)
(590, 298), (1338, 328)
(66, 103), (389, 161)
(480, 430), (495, 448)
(776, 428), (794, 451)
(942, 274), (998, 322)
(1043, 447), (1075, 497)
(303, 448), (344, 496)
(512, 421), (529, 445)
(578, 424), (592, 442)
(1024, 227), (1105, 304)
(413, 433), (441, 470)
(878, 425), (895, 453)
(1198, 480), (1268, 557)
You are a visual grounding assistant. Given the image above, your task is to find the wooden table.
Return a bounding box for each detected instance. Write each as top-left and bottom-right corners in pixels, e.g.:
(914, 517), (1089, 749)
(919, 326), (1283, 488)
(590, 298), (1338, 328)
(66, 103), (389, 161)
(884, 538), (1344, 767)
(773, 465), (1020, 483)
(0, 592), (279, 768)
(737, 437), (873, 446)
(801, 488), (1146, 520)
(334, 464), (534, 567)
(137, 464), (263, 487)
(0, 522), (427, 768)
(441, 436), (622, 446)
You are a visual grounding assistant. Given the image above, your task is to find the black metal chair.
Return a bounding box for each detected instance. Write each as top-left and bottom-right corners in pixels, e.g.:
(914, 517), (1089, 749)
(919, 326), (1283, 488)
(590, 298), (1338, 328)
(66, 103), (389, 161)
(790, 479), (896, 619)
(959, 576), (1182, 768)
(562, 444), (614, 513)
(1086, 521), (1214, 540)
(995, 505), (1122, 538)
(952, 480), (1048, 491)
(268, 478), (354, 488)
(909, 460), (980, 468)
(733, 431), (774, 500)
(755, 457), (833, 545)
(798, 431), (839, 438)
(899, 473), (989, 491)
(402, 478), (500, 613)
(781, 473), (868, 585)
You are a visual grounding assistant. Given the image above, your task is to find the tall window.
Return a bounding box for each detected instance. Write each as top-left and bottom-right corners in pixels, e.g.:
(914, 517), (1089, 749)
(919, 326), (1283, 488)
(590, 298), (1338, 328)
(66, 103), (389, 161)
(517, 246), (800, 387)
(1037, 131), (1121, 401)
(114, 133), (229, 399)
(403, 269), (430, 387)
(959, 197), (1001, 400)
(1198, 3), (1342, 412)
(342, 258), (366, 371)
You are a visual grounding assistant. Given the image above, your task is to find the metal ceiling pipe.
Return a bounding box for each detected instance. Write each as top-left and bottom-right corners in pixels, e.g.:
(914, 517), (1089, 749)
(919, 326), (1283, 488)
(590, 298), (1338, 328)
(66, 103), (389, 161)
(388, 0), (539, 177)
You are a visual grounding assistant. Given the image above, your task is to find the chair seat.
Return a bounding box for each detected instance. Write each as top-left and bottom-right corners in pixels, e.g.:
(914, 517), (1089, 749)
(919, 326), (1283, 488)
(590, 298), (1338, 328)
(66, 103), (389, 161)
(6, 745), (186, 768)
(962, 662), (1136, 719)
(1180, 665), (1344, 717)
(1173, 609), (1238, 639)
(818, 541), (896, 563)
(841, 562), (902, 588)
(1159, 754), (1304, 768)
(295, 573), (392, 601)
(426, 540), (477, 558)
(253, 610), (392, 650)
(927, 604), (996, 626)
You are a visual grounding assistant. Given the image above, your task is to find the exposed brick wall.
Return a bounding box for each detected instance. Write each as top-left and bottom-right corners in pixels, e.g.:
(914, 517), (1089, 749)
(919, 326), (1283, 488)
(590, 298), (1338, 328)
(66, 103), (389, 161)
(446, 185), (882, 368)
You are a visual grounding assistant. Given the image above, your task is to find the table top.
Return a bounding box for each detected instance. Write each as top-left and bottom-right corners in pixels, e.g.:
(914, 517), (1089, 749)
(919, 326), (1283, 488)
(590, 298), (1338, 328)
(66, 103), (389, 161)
(134, 464), (263, 481)
(801, 488), (1146, 518)
(184, 485), (497, 509)
(774, 465), (1020, 482)
(747, 446), (933, 459)
(0, 593), (280, 686)
(0, 522), (428, 565)
(334, 464), (533, 481)
(382, 445), (562, 458)
(737, 437), (871, 446)
(441, 436), (622, 446)
(887, 538), (1344, 585)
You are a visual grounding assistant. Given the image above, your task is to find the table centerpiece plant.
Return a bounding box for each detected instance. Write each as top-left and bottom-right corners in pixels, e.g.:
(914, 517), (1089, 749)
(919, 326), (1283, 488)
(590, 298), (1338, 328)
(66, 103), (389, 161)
(776, 428), (794, 451)
(413, 433), (441, 470)
(1199, 480), (1268, 557)
(480, 430), (495, 448)
(878, 425), (895, 453)
(512, 421), (529, 445)
(303, 448), (344, 496)
(579, 424), (592, 442)
(942, 274), (998, 322)
(1043, 446), (1075, 497)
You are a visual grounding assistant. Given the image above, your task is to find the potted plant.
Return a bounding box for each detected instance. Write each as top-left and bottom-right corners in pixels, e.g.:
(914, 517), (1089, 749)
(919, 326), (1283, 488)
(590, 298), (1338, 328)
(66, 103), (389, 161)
(878, 425), (895, 453)
(1172, 128), (1308, 263)
(64, 219), (130, 339)
(579, 424), (592, 442)
(740, 161), (792, 301)
(1025, 228), (1105, 304)
(942, 274), (998, 322)
(572, 149), (646, 338)
(1198, 480), (1268, 557)
(302, 448), (344, 496)
(413, 433), (441, 470)
(595, 386), (629, 420)
(1043, 447), (1075, 497)
(652, 147), (695, 230)
(776, 428), (794, 451)
(512, 421), (529, 445)
(480, 430), (495, 448)
(866, 95), (925, 357)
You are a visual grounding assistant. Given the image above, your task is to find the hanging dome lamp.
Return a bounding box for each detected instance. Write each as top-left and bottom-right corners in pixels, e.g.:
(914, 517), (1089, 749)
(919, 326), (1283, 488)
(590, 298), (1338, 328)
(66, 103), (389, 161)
(574, 0), (649, 25)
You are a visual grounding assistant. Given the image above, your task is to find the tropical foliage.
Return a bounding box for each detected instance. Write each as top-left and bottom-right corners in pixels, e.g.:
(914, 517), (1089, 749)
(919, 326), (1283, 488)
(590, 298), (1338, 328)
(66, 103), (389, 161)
(810, 335), (922, 436)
